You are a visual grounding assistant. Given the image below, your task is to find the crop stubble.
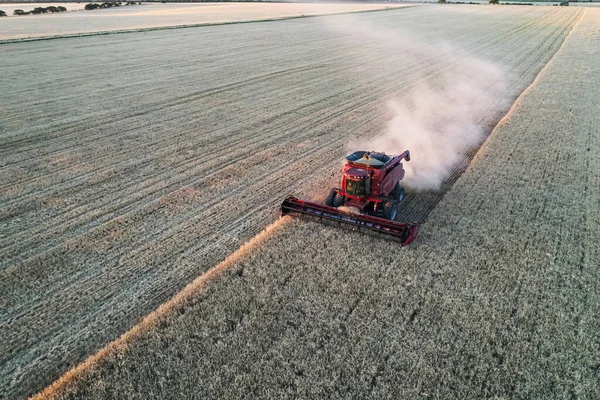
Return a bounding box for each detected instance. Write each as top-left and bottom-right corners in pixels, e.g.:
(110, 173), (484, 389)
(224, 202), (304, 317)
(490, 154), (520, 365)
(0, 3), (408, 41)
(40, 7), (600, 400)
(0, 5), (586, 399)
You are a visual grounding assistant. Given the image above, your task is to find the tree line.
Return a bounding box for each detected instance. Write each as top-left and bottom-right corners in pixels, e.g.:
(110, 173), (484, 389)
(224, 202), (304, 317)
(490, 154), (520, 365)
(0, 2), (141, 16)
(11, 6), (67, 15)
(84, 2), (140, 10)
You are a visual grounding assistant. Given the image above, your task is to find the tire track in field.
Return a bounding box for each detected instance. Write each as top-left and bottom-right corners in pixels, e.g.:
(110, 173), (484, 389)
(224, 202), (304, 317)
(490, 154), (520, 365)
(17, 5), (580, 390)
(352, 9), (587, 396)
(0, 6), (583, 399)
(120, 8), (585, 397)
(3, 4), (576, 338)
(0, 5), (540, 160)
(340, 10), (584, 386)
(0, 8), (495, 179)
(0, 33), (488, 260)
(89, 9), (597, 397)
(0, 7), (561, 265)
(396, 7), (582, 223)
(0, 7), (572, 304)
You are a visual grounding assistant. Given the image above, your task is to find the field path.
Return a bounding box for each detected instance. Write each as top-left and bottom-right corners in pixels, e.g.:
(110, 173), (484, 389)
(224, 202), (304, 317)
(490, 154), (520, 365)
(0, 6), (585, 399)
(36, 7), (600, 400)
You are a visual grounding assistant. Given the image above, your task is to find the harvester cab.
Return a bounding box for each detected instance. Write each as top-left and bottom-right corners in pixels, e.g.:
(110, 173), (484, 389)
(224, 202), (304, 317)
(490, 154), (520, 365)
(281, 150), (418, 246)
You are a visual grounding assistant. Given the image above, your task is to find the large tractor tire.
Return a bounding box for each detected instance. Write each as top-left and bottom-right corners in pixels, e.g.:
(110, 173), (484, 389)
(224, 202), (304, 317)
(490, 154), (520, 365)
(392, 183), (405, 202)
(383, 199), (399, 221)
(325, 189), (338, 207)
(333, 194), (344, 207)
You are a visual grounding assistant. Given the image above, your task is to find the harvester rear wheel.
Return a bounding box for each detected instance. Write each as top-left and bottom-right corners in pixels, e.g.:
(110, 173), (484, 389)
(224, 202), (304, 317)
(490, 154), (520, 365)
(325, 189), (337, 207)
(392, 183), (405, 202)
(383, 200), (399, 221)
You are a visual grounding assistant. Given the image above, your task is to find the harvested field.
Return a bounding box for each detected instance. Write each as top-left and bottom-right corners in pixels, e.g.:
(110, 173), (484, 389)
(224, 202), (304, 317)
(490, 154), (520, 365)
(0, 2), (407, 41)
(0, 5), (588, 400)
(0, 3), (85, 15)
(38, 8), (600, 400)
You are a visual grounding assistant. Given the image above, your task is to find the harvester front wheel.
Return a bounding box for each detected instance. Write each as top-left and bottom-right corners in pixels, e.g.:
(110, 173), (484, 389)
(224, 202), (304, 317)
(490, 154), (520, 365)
(333, 194), (344, 207)
(325, 189), (338, 207)
(383, 200), (399, 221)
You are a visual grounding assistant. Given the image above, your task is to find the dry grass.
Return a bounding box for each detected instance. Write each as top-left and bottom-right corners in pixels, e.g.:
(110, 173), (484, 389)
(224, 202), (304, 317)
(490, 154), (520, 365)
(33, 7), (600, 400)
(0, 5), (586, 400)
(33, 218), (288, 400)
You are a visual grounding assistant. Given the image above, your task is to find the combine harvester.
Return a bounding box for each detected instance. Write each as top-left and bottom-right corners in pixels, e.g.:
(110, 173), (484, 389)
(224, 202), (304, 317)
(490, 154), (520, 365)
(281, 150), (419, 246)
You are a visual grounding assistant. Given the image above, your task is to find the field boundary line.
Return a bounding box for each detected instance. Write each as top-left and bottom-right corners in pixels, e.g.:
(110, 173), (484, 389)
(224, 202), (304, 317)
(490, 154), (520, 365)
(0, 5), (415, 45)
(30, 218), (289, 400)
(471, 7), (587, 165)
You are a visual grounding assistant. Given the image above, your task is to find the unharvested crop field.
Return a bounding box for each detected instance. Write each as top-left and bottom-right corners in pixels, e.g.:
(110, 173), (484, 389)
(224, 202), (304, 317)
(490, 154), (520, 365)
(0, 4), (593, 399)
(0, 2), (407, 41)
(35, 7), (600, 400)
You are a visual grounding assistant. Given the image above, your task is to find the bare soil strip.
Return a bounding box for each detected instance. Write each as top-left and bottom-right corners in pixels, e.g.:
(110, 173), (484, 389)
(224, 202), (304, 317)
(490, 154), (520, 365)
(37, 7), (600, 400)
(0, 6), (584, 399)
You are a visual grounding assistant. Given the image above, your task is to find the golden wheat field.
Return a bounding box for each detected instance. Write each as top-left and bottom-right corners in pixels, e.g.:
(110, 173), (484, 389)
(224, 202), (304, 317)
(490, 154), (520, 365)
(1, 3), (598, 400)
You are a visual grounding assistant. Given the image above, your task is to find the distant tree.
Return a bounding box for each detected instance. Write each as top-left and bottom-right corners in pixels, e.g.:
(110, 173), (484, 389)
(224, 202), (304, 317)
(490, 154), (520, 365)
(85, 2), (128, 10)
(559, 1), (569, 5)
(31, 7), (49, 14)
(10, 5), (68, 15)
(438, 0), (447, 3)
(0, 10), (7, 17)
(489, 0), (499, 4)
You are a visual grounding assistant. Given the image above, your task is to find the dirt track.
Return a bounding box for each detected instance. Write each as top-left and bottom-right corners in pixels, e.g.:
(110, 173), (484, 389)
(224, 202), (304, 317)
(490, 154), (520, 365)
(0, 5), (586, 399)
(38, 7), (600, 400)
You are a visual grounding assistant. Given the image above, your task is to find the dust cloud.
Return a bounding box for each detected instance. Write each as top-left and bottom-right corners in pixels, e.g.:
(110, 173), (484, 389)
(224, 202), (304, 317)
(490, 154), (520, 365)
(322, 13), (510, 191)
(370, 59), (508, 191)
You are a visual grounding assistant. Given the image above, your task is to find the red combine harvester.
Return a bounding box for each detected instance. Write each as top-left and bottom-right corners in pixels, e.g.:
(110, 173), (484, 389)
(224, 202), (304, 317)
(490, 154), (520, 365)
(281, 150), (419, 246)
